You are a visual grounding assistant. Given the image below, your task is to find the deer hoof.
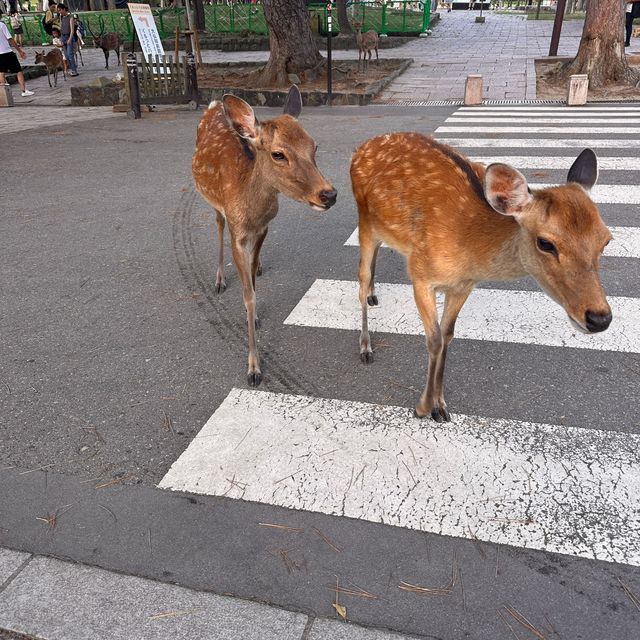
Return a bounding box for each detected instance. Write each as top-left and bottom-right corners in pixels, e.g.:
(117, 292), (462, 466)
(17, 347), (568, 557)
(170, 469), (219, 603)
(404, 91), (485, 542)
(430, 406), (451, 423)
(215, 281), (226, 294)
(247, 371), (262, 387)
(367, 295), (378, 306)
(254, 317), (261, 330)
(360, 350), (374, 364)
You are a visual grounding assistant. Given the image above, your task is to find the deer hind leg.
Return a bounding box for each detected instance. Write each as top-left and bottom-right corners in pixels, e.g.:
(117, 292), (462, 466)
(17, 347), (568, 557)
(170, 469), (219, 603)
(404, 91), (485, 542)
(375, 46), (379, 65)
(429, 286), (473, 422)
(104, 50), (109, 69)
(412, 282), (446, 421)
(47, 70), (52, 88)
(214, 210), (227, 294)
(358, 228), (380, 364)
(230, 232), (262, 387)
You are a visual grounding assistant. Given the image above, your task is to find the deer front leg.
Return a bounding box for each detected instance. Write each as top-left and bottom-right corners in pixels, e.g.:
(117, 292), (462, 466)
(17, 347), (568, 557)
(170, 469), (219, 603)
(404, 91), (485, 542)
(104, 50), (109, 69)
(429, 287), (473, 422)
(412, 282), (446, 421)
(250, 227), (268, 329)
(214, 210), (227, 294)
(230, 236), (261, 387)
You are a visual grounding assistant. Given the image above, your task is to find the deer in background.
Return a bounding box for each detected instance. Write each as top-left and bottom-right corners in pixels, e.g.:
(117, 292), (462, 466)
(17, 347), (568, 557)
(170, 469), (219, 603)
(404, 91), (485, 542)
(353, 21), (379, 72)
(34, 49), (65, 88)
(192, 86), (337, 386)
(351, 136), (612, 422)
(87, 26), (121, 69)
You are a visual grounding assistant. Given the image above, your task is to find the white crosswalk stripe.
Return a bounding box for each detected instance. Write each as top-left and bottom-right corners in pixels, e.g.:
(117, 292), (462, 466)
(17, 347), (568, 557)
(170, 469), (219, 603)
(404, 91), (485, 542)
(159, 388), (640, 567)
(160, 103), (640, 571)
(467, 156), (640, 171)
(283, 280), (639, 353)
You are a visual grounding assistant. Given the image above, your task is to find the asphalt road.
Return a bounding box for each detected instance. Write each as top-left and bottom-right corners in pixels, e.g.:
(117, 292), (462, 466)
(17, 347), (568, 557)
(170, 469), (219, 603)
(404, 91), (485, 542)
(1, 103), (639, 639)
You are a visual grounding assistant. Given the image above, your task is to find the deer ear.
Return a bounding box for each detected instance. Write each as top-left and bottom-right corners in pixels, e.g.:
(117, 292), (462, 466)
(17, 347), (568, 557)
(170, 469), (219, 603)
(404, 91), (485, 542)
(484, 163), (532, 217)
(283, 85), (302, 119)
(567, 148), (598, 190)
(222, 94), (259, 140)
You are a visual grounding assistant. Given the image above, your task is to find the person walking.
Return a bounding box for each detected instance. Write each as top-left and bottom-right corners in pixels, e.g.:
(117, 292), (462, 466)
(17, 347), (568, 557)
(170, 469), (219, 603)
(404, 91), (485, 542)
(0, 18), (34, 96)
(9, 9), (24, 47)
(625, 0), (640, 47)
(57, 4), (77, 76)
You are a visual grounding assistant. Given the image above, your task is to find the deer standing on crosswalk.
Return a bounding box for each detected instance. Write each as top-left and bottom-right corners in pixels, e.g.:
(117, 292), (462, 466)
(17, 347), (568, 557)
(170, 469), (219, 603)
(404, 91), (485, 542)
(192, 86), (337, 386)
(351, 135), (612, 421)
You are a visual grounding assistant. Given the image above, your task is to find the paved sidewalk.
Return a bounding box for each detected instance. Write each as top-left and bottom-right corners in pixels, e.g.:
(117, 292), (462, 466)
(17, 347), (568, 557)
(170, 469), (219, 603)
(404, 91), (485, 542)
(7, 10), (590, 110)
(0, 547), (419, 640)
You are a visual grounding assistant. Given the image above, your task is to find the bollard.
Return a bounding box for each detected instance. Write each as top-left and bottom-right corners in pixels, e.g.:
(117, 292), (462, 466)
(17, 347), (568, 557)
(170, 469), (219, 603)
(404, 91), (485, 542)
(187, 53), (199, 110)
(567, 74), (588, 106)
(0, 84), (14, 107)
(464, 74), (483, 106)
(126, 53), (141, 120)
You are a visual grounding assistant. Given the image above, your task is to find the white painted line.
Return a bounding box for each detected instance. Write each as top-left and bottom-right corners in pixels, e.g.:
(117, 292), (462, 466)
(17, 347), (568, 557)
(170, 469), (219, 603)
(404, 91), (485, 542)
(283, 280), (640, 353)
(344, 227), (640, 259)
(468, 156), (640, 171)
(607, 226), (640, 258)
(457, 107), (640, 112)
(159, 387), (640, 567)
(529, 184), (640, 204)
(437, 126), (640, 134)
(436, 138), (640, 149)
(447, 117), (634, 124)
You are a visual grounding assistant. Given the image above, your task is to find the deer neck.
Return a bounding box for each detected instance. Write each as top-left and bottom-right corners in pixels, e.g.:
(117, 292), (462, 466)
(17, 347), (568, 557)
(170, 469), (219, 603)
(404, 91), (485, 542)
(245, 151), (279, 210)
(481, 214), (527, 281)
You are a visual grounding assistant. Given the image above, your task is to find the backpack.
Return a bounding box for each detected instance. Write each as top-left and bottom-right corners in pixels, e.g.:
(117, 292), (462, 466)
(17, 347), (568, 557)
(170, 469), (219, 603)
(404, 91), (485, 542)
(42, 13), (53, 36)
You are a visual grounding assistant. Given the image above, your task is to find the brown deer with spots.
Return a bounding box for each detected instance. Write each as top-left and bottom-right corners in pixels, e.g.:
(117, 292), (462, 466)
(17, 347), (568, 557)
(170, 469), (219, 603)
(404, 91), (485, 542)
(192, 86), (337, 386)
(351, 134), (612, 421)
(353, 22), (379, 72)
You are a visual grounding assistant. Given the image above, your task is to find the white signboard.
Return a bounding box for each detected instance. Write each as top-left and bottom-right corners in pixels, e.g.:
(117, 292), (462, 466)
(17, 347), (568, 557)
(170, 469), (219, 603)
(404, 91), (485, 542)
(128, 3), (165, 61)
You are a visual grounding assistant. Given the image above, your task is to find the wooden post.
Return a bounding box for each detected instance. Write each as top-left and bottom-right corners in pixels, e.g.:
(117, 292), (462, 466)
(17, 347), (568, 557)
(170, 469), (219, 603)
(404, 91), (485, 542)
(0, 84), (14, 107)
(174, 26), (180, 60)
(549, 0), (567, 56)
(464, 74), (483, 105)
(567, 74), (588, 106)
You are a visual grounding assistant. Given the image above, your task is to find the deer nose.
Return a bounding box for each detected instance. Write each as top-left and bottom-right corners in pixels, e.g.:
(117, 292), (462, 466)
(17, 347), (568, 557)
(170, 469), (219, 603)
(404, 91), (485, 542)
(319, 188), (337, 208)
(585, 309), (612, 333)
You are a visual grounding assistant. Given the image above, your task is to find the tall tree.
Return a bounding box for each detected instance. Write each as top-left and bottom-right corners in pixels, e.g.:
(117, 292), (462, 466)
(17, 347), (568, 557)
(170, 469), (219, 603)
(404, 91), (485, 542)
(563, 0), (639, 88)
(259, 0), (324, 86)
(337, 0), (352, 35)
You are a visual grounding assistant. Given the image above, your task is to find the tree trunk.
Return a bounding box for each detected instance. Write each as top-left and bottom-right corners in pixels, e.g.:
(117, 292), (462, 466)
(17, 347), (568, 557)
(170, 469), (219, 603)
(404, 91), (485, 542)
(259, 0), (324, 87)
(563, 0), (639, 88)
(337, 0), (352, 34)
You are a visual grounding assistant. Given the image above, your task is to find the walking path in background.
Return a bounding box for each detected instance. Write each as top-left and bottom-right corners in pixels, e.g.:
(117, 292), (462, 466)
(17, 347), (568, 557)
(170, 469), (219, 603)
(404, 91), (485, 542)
(4, 9), (603, 115)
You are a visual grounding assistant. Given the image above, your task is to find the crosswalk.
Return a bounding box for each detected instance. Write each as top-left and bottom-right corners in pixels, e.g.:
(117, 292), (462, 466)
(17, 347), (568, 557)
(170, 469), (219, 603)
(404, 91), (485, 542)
(160, 105), (640, 569)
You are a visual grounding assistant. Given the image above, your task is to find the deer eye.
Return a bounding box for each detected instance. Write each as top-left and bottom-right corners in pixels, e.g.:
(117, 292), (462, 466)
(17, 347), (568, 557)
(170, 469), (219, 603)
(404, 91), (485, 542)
(536, 237), (557, 255)
(271, 151), (286, 162)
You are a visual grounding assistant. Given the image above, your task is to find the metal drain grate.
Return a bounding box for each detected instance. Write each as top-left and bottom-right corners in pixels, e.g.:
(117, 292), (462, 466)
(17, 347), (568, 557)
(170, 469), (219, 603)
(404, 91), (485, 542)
(380, 98), (640, 106)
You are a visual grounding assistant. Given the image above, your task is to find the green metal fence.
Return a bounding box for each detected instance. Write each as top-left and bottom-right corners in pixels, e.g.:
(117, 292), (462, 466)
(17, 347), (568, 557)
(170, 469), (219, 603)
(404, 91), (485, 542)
(3, 1), (431, 46)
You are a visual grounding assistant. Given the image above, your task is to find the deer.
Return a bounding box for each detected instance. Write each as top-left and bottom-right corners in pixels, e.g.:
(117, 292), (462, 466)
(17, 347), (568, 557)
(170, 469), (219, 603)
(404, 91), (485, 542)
(87, 26), (121, 69)
(192, 85), (337, 386)
(351, 134), (612, 422)
(34, 49), (65, 88)
(353, 21), (379, 72)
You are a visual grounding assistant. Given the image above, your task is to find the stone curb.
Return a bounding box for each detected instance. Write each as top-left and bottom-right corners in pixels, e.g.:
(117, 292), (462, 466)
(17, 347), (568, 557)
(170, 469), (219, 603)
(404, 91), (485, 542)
(0, 547), (425, 640)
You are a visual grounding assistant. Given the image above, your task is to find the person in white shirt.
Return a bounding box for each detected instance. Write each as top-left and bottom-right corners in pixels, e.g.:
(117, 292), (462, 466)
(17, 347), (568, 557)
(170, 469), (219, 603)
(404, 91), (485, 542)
(0, 20), (34, 97)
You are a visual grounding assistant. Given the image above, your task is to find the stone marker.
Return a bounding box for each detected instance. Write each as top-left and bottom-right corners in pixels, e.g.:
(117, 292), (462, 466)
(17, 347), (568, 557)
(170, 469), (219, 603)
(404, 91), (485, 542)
(464, 74), (483, 106)
(0, 84), (14, 107)
(567, 74), (588, 106)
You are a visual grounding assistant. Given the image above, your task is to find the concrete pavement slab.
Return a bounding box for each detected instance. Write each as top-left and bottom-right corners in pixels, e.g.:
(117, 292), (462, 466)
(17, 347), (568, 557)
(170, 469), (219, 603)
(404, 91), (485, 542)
(0, 550), (29, 587)
(309, 618), (421, 640)
(0, 556), (308, 640)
